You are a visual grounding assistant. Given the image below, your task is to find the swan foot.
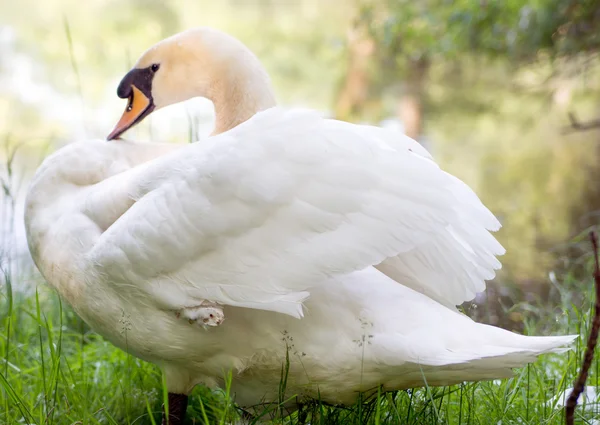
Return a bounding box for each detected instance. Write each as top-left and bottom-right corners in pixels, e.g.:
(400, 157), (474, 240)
(176, 303), (224, 327)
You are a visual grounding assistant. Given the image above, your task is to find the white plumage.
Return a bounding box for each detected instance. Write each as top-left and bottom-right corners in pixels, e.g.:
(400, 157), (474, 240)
(24, 27), (575, 409)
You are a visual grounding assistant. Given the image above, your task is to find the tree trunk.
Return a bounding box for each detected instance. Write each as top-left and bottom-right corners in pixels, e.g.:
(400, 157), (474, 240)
(398, 57), (430, 140)
(334, 19), (375, 121)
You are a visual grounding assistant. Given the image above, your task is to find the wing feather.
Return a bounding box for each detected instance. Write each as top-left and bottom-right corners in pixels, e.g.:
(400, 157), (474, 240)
(86, 107), (503, 316)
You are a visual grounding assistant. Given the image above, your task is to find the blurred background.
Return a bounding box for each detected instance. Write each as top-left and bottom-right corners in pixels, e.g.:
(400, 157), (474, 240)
(1, 0), (600, 329)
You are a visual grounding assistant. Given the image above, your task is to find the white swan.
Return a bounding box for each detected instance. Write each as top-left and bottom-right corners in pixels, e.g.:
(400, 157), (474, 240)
(25, 27), (575, 424)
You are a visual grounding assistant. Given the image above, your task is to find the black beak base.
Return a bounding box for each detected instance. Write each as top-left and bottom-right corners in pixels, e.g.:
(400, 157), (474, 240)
(117, 66), (155, 99)
(107, 65), (158, 140)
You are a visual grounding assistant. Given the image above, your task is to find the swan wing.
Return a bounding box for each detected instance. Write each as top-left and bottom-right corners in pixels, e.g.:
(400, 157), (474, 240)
(87, 108), (503, 317)
(346, 123), (506, 307)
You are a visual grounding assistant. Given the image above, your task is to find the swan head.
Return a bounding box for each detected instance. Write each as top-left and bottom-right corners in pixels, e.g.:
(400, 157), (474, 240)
(107, 27), (276, 140)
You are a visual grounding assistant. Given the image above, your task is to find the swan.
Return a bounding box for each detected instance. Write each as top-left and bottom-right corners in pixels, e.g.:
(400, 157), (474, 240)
(25, 27), (576, 424)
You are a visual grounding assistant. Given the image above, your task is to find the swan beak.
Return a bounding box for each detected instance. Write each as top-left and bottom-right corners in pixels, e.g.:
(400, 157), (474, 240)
(107, 85), (154, 140)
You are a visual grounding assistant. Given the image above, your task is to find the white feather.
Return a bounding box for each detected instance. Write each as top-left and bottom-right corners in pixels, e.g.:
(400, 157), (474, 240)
(25, 107), (575, 405)
(76, 108), (498, 317)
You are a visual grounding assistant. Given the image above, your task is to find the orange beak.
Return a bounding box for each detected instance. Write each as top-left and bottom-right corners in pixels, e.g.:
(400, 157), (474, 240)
(107, 85), (154, 140)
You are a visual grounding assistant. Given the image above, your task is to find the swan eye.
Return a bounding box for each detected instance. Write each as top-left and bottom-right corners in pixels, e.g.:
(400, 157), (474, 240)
(151, 63), (160, 72)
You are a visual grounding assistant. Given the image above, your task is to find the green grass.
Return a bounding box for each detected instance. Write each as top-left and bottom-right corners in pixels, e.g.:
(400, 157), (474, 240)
(0, 254), (598, 424)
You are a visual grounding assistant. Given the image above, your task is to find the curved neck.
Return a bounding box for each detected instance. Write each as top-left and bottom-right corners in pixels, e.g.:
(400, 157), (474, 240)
(211, 82), (276, 135)
(205, 55), (277, 135)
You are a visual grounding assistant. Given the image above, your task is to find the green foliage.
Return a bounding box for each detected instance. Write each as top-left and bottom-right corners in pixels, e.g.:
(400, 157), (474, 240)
(348, 0), (600, 282)
(0, 1), (349, 108)
(423, 57), (600, 281)
(363, 0), (600, 63)
(0, 0), (597, 299)
(0, 0), (350, 151)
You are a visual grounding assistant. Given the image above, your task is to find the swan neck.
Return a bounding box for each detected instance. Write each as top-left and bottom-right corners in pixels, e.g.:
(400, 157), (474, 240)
(208, 66), (276, 135)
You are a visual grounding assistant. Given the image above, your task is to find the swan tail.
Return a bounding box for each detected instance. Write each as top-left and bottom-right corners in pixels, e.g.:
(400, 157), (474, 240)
(375, 331), (577, 389)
